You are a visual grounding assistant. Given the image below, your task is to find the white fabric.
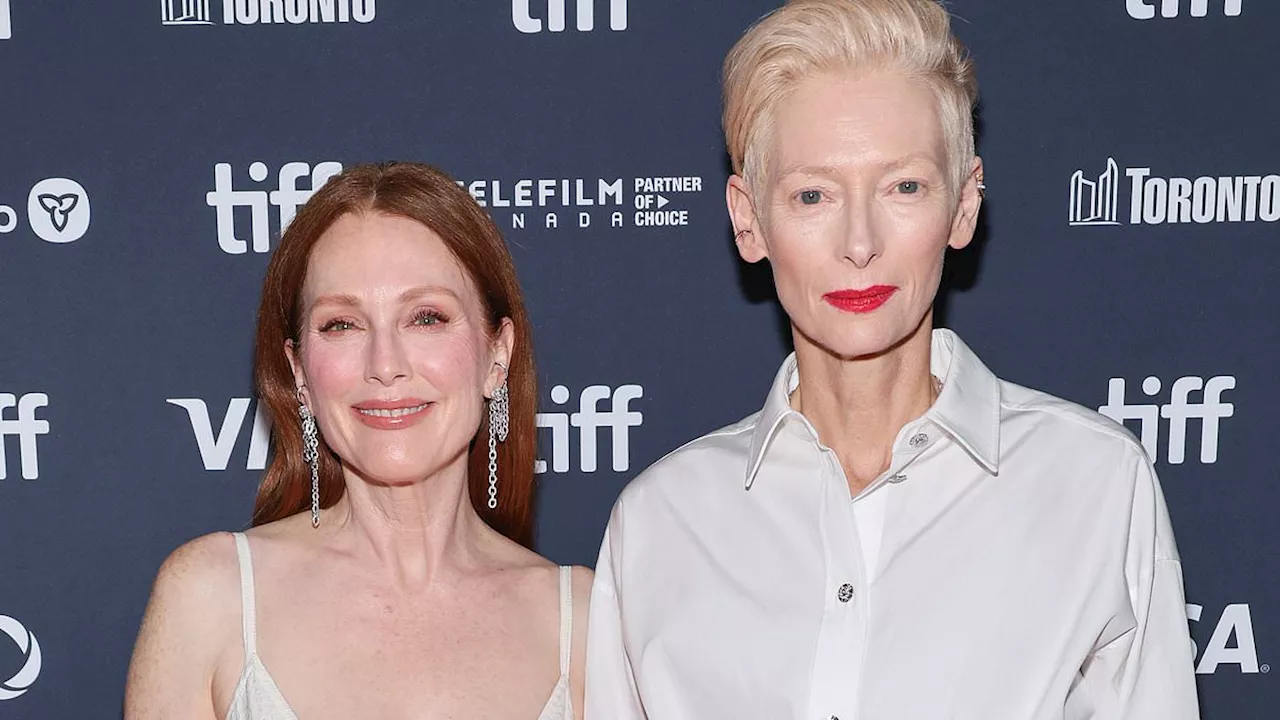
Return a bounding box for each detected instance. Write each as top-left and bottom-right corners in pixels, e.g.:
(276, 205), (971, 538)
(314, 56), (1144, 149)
(225, 533), (574, 720)
(225, 532), (297, 720)
(783, 363), (890, 586)
(585, 329), (1200, 720)
(538, 566), (575, 720)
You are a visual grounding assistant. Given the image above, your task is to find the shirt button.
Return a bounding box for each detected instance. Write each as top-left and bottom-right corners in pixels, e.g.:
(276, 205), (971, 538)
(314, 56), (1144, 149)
(887, 472), (907, 483)
(837, 583), (855, 603)
(908, 432), (930, 448)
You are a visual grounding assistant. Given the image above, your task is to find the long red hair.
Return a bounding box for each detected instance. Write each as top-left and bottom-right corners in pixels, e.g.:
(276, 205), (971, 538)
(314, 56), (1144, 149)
(251, 162), (537, 546)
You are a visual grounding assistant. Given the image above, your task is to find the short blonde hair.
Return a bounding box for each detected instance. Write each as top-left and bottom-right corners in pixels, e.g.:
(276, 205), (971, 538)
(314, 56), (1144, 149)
(723, 0), (978, 194)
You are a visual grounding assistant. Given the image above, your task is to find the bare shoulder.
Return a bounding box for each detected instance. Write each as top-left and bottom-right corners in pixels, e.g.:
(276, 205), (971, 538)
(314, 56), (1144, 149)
(232, 512), (322, 568)
(146, 531), (241, 627)
(488, 541), (590, 600)
(124, 532), (241, 718)
(484, 529), (555, 573)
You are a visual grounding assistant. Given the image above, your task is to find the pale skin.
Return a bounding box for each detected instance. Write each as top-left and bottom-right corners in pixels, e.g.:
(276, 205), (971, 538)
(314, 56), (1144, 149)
(727, 68), (984, 494)
(125, 212), (590, 719)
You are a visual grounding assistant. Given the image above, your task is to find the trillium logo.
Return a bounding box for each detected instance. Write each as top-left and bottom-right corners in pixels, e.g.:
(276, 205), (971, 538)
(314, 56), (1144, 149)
(26, 178), (91, 243)
(36, 192), (79, 233)
(0, 615), (41, 700)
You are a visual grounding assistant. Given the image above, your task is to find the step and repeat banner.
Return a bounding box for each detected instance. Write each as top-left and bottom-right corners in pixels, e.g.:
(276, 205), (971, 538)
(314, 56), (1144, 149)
(0, 1), (1276, 717)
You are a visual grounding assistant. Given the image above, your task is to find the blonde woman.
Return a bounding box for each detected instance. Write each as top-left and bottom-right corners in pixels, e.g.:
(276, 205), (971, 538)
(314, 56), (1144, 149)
(585, 1), (1200, 718)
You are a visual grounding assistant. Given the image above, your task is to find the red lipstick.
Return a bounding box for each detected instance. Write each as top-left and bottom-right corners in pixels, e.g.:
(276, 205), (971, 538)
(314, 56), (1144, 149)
(823, 285), (898, 313)
(351, 398), (432, 430)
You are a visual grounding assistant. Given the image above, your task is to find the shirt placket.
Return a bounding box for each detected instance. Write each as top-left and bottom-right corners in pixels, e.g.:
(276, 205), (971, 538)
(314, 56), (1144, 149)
(806, 419), (943, 720)
(806, 445), (868, 720)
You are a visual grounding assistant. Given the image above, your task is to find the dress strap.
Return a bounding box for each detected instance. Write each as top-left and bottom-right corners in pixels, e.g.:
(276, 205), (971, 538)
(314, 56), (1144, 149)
(557, 565), (573, 676)
(231, 532), (258, 657)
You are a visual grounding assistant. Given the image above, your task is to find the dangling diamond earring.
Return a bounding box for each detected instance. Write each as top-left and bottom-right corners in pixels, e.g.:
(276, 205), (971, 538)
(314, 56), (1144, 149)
(298, 389), (321, 528)
(487, 365), (510, 511)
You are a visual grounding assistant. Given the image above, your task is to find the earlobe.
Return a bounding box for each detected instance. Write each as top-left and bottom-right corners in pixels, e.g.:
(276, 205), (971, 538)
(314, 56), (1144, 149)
(948, 158), (984, 251)
(735, 228), (768, 263)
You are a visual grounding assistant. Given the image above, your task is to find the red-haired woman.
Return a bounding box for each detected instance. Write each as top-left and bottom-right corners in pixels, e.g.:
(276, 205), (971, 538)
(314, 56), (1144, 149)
(125, 163), (589, 720)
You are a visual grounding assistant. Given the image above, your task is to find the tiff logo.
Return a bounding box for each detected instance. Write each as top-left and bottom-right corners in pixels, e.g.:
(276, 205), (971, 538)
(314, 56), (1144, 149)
(162, 0), (214, 25)
(1069, 158), (1121, 226)
(168, 398), (271, 470)
(0, 0), (10, 40)
(1098, 375), (1234, 464)
(206, 161), (342, 254)
(1127, 0), (1243, 18)
(514, 0), (628, 33)
(0, 393), (49, 480)
(537, 384), (643, 473)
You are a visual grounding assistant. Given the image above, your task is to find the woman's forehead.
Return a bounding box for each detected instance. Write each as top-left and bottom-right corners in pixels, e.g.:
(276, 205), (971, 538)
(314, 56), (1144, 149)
(302, 214), (477, 303)
(764, 70), (946, 173)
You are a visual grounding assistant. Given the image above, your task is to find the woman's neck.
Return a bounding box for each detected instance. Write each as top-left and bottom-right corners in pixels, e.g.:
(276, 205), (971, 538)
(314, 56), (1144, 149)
(791, 319), (937, 493)
(323, 452), (500, 591)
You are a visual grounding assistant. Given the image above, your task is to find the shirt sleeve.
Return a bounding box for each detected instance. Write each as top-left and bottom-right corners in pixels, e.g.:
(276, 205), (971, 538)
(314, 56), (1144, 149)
(585, 502), (648, 719)
(1072, 450), (1202, 719)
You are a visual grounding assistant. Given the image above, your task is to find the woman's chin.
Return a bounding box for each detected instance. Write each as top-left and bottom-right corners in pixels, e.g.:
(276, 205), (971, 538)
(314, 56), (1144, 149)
(793, 309), (932, 361)
(796, 325), (902, 361)
(342, 459), (453, 489)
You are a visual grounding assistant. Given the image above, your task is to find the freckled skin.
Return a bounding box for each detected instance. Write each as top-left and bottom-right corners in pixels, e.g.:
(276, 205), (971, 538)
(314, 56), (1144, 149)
(290, 212), (502, 488)
(125, 209), (593, 720)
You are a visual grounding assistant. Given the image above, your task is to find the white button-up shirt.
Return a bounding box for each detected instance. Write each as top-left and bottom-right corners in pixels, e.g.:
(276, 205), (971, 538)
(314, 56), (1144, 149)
(586, 330), (1200, 720)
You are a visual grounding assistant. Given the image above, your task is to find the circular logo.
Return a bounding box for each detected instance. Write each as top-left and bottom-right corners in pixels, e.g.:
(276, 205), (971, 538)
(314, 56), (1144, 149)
(0, 615), (41, 700)
(26, 177), (91, 244)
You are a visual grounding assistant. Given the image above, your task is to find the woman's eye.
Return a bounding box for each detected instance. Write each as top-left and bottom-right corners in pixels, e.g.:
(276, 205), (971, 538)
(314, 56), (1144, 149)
(798, 190), (823, 205)
(412, 310), (445, 326)
(319, 319), (354, 332)
(897, 181), (921, 194)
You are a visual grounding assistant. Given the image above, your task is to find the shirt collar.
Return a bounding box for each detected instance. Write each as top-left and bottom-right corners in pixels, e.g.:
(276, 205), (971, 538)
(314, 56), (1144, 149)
(744, 328), (1002, 489)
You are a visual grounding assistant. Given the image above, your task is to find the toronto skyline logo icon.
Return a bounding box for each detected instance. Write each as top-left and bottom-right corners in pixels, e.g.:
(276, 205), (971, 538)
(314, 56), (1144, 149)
(1069, 158), (1121, 226)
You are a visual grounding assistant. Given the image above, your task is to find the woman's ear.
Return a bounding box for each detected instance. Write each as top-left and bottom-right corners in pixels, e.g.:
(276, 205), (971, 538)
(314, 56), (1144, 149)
(285, 338), (309, 404)
(948, 156), (984, 251)
(727, 175), (768, 263)
(486, 318), (515, 398)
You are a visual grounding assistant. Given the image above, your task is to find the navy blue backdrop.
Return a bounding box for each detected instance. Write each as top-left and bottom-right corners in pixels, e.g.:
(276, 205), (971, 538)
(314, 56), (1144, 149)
(0, 0), (1276, 716)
